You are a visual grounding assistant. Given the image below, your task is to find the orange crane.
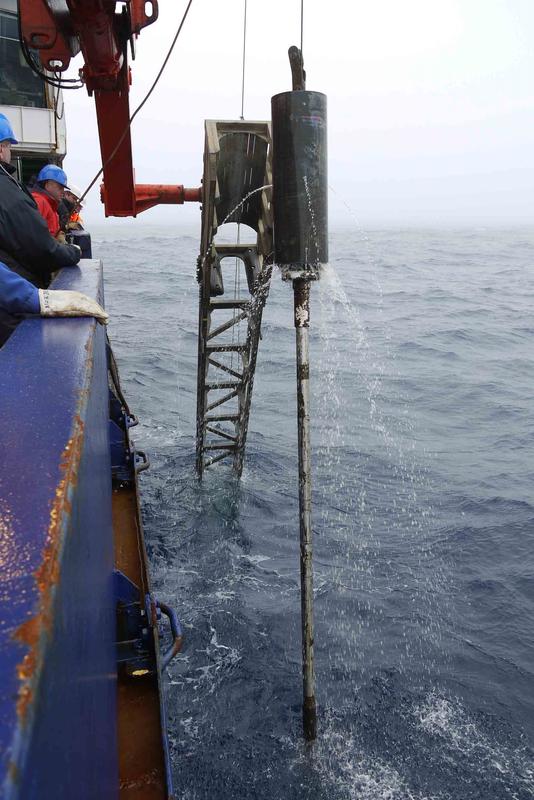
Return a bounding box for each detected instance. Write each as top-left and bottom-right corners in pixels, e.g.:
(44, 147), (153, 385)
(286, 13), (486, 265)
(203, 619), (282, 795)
(18, 0), (200, 216)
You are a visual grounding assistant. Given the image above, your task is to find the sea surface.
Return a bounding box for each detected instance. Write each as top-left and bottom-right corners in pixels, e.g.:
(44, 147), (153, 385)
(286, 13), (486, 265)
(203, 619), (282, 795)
(93, 225), (534, 800)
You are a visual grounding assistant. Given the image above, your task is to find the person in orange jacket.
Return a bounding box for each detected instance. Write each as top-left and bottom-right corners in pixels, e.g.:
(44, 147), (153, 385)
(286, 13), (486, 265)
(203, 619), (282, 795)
(31, 164), (69, 239)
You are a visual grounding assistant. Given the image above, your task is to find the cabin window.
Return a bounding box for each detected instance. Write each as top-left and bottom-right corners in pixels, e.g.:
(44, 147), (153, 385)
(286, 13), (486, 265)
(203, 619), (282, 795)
(0, 11), (46, 108)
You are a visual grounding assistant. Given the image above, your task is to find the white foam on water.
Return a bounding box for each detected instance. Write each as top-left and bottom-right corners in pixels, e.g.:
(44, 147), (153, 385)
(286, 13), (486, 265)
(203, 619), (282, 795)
(179, 789), (201, 800)
(179, 715), (203, 742)
(414, 692), (534, 794)
(299, 716), (445, 800)
(240, 553), (271, 565)
(213, 589), (236, 602)
(322, 745), (434, 799)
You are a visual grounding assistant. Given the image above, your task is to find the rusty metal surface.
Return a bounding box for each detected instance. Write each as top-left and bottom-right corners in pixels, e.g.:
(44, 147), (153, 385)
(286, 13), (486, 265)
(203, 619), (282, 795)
(196, 120), (274, 477)
(0, 261), (117, 799)
(113, 486), (168, 800)
(216, 132), (269, 231)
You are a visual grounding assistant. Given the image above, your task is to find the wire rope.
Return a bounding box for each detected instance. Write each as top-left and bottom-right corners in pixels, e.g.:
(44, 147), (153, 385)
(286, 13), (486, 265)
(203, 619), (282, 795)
(240, 0), (248, 120)
(300, 0), (304, 57)
(53, 84), (65, 121)
(231, 0), (249, 366)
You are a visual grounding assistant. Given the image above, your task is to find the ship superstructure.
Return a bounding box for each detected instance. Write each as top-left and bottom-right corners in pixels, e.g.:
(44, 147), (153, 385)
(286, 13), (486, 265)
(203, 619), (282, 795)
(0, 0), (66, 180)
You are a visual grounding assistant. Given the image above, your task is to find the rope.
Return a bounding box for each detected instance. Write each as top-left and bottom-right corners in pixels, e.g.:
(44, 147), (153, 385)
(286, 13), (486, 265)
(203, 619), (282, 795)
(53, 84), (64, 121)
(300, 0), (304, 56)
(232, 0), (248, 366)
(78, 0), (194, 205)
(240, 0), (248, 120)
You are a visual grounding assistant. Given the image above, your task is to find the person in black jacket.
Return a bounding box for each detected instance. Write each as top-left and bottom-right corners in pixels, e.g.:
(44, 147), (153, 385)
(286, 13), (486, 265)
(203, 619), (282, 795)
(58, 184), (84, 234)
(0, 115), (81, 290)
(0, 113), (81, 343)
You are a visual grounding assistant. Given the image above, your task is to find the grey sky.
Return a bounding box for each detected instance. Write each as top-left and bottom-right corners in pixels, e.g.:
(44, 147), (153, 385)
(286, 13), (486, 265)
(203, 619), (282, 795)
(62, 0), (534, 227)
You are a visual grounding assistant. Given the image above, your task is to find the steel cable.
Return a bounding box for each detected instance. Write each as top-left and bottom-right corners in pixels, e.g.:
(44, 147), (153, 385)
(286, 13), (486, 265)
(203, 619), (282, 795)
(301, 0), (304, 57)
(240, 0), (248, 120)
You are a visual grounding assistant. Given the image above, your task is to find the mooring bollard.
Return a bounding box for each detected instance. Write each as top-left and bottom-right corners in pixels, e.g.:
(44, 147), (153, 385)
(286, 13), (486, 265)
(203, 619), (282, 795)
(271, 47), (328, 741)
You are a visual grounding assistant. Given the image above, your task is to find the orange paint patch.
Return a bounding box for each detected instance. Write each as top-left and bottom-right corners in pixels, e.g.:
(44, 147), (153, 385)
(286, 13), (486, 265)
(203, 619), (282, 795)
(12, 334), (94, 724)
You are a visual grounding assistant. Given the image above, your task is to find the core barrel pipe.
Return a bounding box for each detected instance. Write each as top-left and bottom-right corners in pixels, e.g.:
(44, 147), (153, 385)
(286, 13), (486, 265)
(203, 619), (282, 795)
(294, 278), (317, 741)
(272, 82), (327, 741)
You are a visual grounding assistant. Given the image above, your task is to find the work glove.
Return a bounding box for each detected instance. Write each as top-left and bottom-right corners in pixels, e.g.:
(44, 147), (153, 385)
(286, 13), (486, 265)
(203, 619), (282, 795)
(38, 289), (109, 324)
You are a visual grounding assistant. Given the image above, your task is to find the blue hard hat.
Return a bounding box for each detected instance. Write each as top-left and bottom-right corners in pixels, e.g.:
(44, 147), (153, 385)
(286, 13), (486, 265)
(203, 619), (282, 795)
(37, 164), (69, 188)
(0, 113), (18, 144)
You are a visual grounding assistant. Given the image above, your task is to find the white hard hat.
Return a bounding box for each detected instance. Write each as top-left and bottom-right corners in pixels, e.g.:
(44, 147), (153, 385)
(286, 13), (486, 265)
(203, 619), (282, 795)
(67, 183), (84, 206)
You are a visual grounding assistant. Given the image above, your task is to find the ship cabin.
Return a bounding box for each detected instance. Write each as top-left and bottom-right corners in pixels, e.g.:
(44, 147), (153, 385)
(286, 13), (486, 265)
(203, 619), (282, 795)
(0, 0), (66, 179)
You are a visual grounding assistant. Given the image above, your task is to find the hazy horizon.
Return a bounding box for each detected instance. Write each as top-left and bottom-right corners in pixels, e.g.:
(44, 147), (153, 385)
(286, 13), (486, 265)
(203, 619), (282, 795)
(53, 0), (533, 229)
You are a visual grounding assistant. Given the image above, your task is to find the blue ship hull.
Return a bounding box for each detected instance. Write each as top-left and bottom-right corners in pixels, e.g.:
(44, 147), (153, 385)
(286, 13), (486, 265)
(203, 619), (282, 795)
(0, 262), (173, 799)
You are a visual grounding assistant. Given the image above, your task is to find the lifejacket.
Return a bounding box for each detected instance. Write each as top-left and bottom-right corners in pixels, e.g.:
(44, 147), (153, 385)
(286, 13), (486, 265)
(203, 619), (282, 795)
(69, 211), (82, 226)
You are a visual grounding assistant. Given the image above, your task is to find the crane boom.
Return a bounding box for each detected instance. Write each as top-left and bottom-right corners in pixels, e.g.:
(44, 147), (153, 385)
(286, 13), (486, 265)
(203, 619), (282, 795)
(18, 0), (200, 216)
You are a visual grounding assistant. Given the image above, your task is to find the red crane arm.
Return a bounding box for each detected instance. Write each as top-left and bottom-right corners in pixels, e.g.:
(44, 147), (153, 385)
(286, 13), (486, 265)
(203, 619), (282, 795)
(18, 0), (201, 217)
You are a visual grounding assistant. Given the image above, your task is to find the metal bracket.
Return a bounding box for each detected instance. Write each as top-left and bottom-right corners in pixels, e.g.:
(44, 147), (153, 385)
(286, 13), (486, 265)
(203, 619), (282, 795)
(157, 601), (183, 670)
(279, 265), (322, 282)
(109, 388), (148, 483)
(114, 570), (153, 676)
(114, 571), (183, 675)
(134, 449), (150, 474)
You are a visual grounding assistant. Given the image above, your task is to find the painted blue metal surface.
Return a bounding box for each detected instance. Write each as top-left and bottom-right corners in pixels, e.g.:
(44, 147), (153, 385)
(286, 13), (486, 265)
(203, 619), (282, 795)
(0, 262), (117, 799)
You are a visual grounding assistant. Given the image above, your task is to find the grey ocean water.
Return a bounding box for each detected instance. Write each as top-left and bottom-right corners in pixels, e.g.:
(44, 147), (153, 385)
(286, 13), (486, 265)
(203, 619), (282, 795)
(94, 225), (534, 799)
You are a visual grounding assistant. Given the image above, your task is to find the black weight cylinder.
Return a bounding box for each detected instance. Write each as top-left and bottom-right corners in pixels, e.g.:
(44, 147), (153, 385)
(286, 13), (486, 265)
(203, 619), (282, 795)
(271, 90), (328, 269)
